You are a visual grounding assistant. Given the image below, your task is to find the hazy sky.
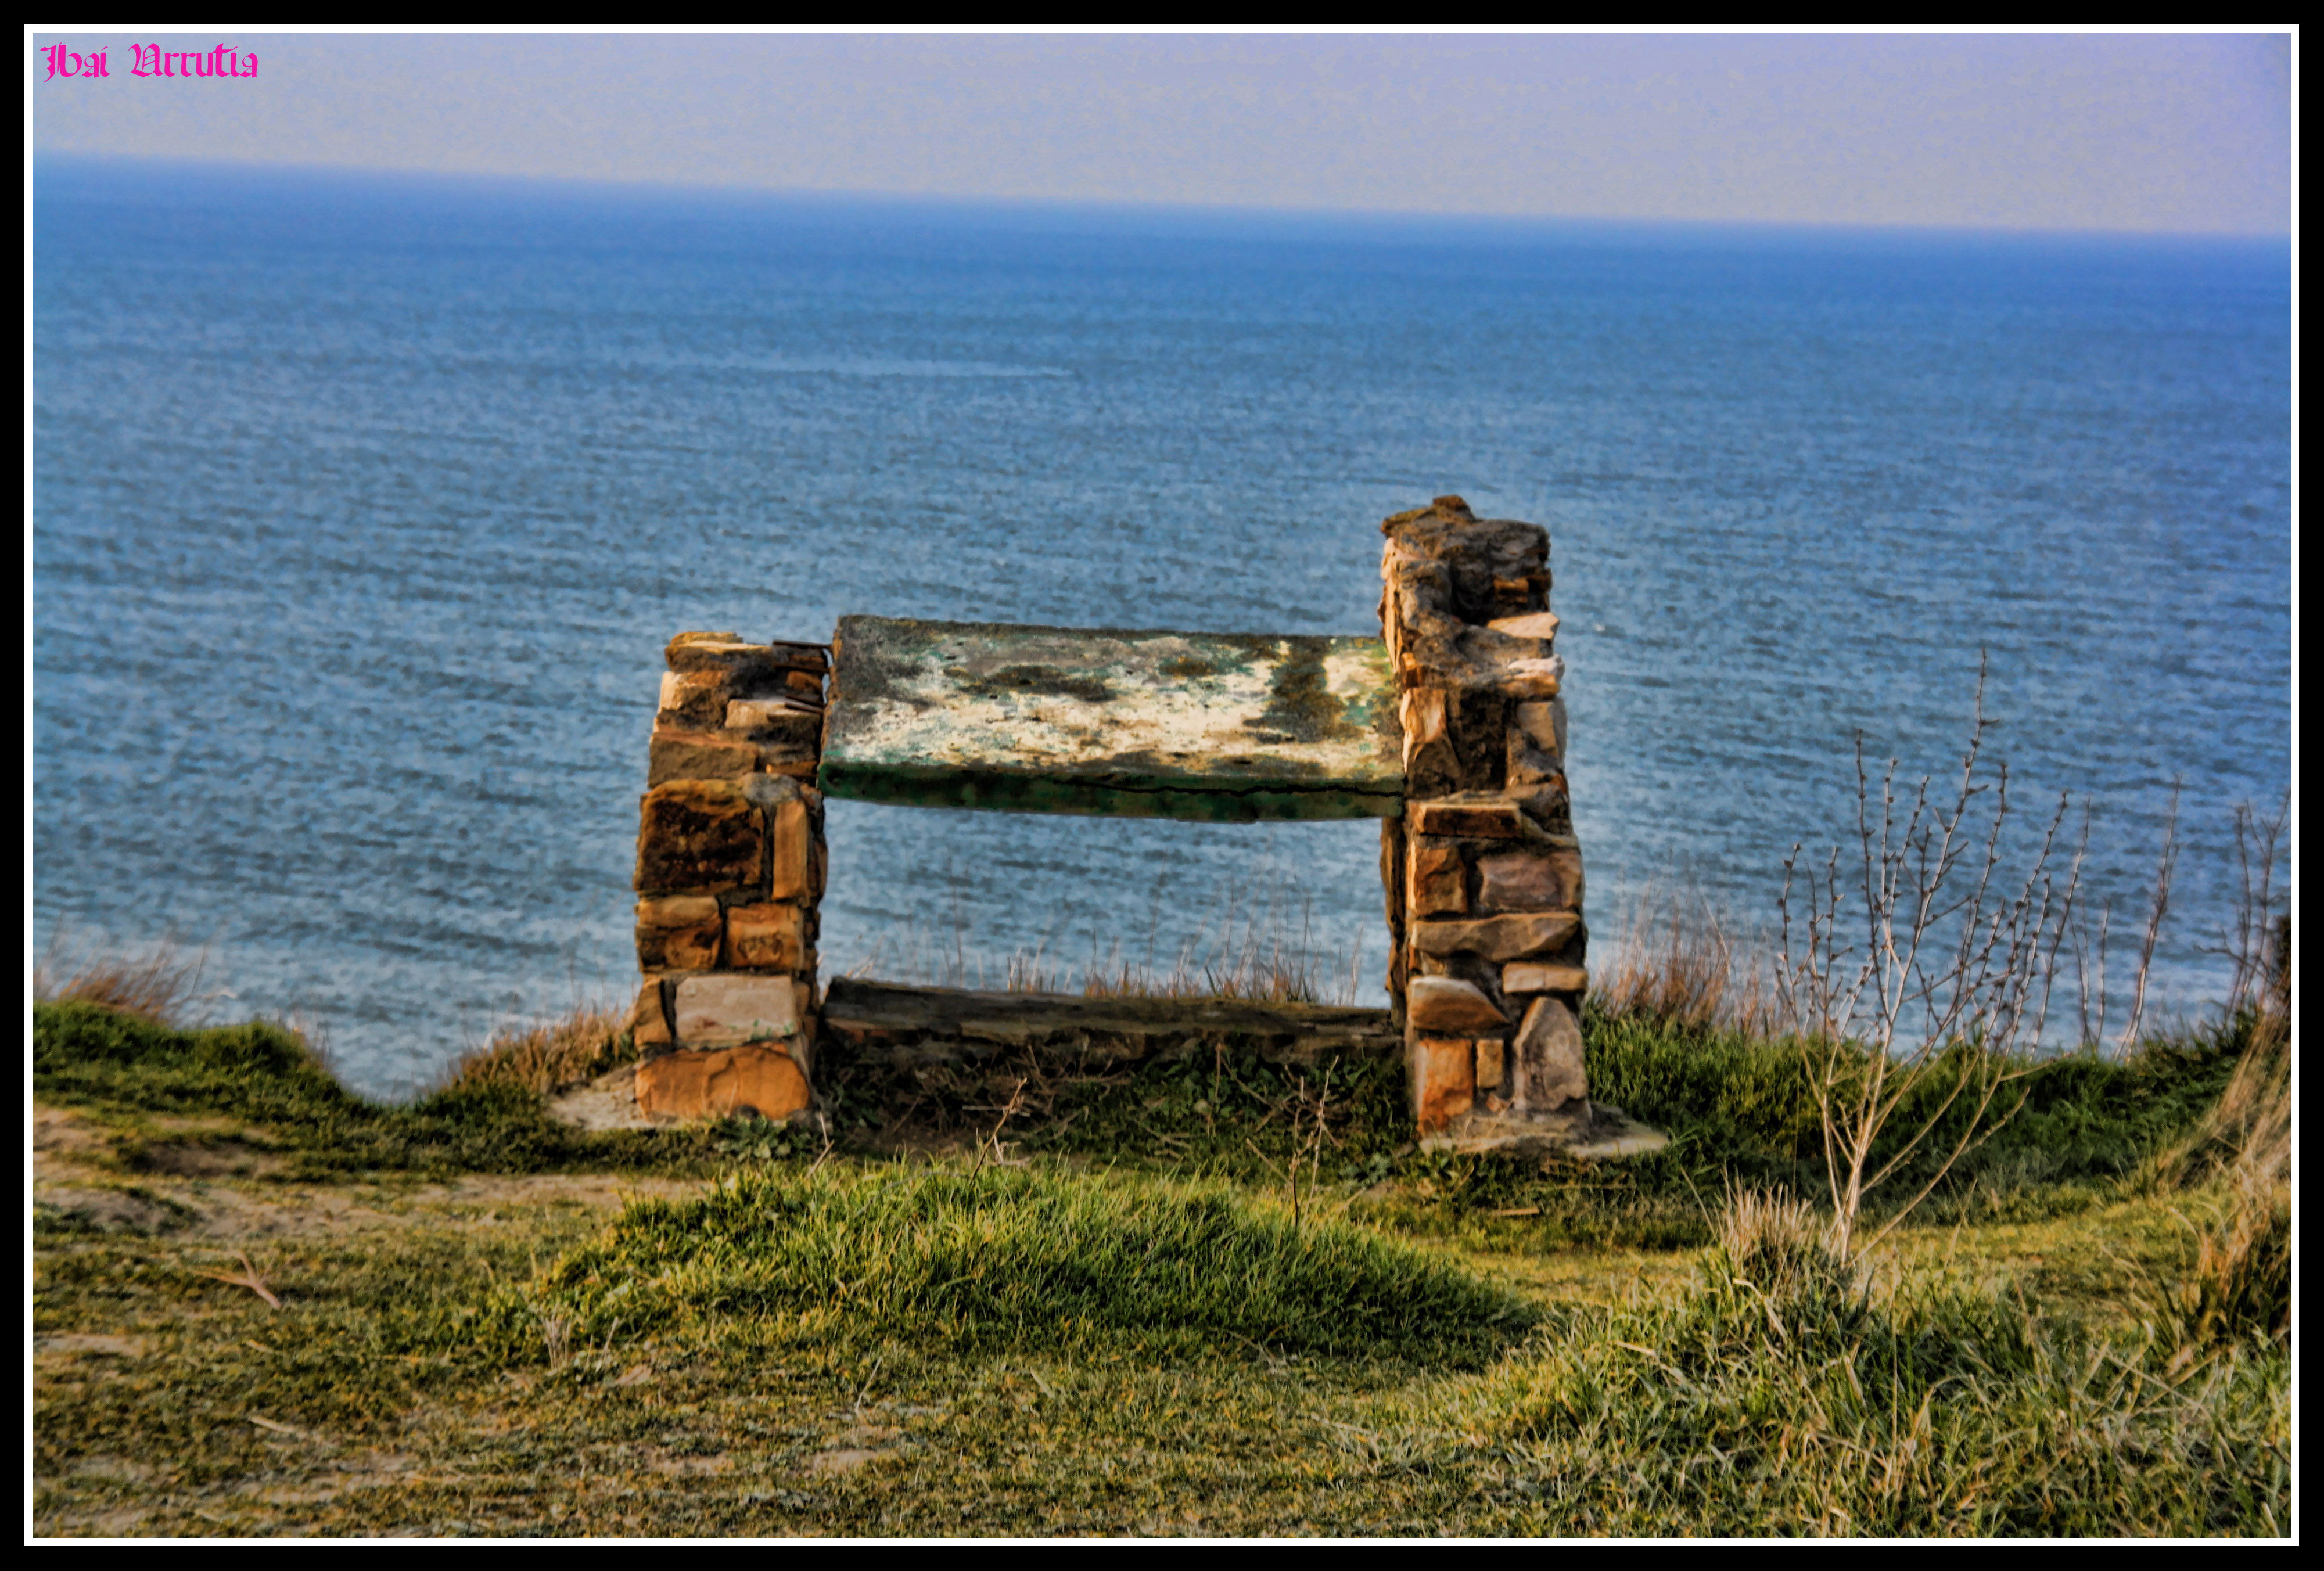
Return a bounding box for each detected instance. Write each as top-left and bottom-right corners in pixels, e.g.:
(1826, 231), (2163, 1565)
(28, 30), (2292, 234)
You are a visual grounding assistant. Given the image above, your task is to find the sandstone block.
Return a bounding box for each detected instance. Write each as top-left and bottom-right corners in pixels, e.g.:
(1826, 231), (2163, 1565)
(635, 895), (724, 970)
(635, 1042), (810, 1123)
(1475, 1037), (1506, 1091)
(1502, 962), (1589, 995)
(1410, 1036), (1475, 1133)
(648, 728), (762, 786)
(673, 973), (802, 1047)
(724, 698), (824, 747)
(630, 978), (672, 1049)
(1407, 842), (1467, 916)
(1514, 995), (1587, 1110)
(667, 631), (828, 680)
(1487, 612), (1560, 641)
(1513, 699), (1565, 756)
(1490, 577), (1541, 617)
(1506, 781), (1573, 834)
(1409, 799), (1522, 840)
(658, 670), (732, 731)
(667, 629), (745, 656)
(1410, 911), (1579, 962)
(635, 780), (764, 894)
(1407, 975), (1506, 1034)
(769, 799), (813, 901)
(1499, 657), (1562, 699)
(1477, 847), (1584, 913)
(782, 668), (826, 699)
(763, 640), (831, 674)
(1399, 688), (1458, 793)
(1380, 818), (1405, 927)
(740, 772), (803, 808)
(724, 901), (806, 971)
(1506, 731), (1564, 789)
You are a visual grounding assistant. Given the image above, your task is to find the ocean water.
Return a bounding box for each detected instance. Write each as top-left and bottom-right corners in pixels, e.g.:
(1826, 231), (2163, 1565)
(33, 159), (2291, 1097)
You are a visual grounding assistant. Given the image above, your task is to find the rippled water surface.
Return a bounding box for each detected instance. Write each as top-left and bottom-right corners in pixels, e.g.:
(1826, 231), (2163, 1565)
(34, 160), (2290, 1095)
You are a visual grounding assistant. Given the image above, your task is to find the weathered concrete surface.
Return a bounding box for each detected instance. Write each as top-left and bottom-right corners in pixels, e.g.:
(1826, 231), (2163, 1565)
(820, 616), (1403, 821)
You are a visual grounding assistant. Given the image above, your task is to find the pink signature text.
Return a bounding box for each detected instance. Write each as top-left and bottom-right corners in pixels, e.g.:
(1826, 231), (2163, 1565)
(41, 44), (258, 81)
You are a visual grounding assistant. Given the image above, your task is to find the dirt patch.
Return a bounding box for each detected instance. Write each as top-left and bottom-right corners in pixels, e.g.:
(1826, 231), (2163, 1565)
(33, 1105), (108, 1160)
(127, 1139), (286, 1179)
(35, 1187), (203, 1236)
(150, 1173), (700, 1241)
(547, 1065), (658, 1131)
(31, 1097), (703, 1245)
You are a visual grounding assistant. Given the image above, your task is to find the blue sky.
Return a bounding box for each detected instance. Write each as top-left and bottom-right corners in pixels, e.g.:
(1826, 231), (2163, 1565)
(28, 30), (2293, 234)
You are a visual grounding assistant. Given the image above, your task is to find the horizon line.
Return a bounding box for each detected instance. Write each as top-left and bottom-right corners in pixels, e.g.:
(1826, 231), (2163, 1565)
(33, 150), (2295, 246)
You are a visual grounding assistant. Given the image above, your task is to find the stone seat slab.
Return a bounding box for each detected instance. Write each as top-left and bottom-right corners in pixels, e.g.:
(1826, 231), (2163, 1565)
(820, 616), (1402, 821)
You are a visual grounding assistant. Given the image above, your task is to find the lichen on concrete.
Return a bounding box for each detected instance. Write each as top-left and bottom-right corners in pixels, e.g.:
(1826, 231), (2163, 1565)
(820, 616), (1403, 821)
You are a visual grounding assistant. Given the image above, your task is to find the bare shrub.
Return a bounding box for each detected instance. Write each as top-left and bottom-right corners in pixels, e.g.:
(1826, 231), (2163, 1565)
(2211, 793), (2292, 1016)
(1777, 665), (2085, 1257)
(33, 928), (215, 1027)
(2082, 785), (2184, 1055)
(437, 1002), (629, 1097)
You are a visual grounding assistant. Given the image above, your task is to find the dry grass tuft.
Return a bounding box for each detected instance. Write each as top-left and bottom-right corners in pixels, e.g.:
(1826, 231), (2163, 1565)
(2145, 977), (2290, 1356)
(847, 887), (1365, 1006)
(1075, 936), (1362, 1007)
(436, 1002), (631, 1098)
(1594, 885), (1780, 1034)
(1077, 889), (1364, 1004)
(2178, 1173), (2291, 1351)
(33, 931), (214, 1027)
(2154, 1004), (2289, 1194)
(1712, 1182), (1859, 1308)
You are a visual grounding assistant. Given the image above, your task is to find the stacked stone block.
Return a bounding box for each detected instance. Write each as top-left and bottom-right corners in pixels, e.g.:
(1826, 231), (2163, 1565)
(1378, 497), (1591, 1145)
(630, 631), (829, 1123)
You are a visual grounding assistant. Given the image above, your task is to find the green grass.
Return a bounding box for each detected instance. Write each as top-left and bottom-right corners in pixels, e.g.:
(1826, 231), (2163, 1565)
(534, 1165), (1530, 1362)
(1457, 1246), (2289, 1536)
(31, 997), (2289, 1537)
(32, 1001), (707, 1178)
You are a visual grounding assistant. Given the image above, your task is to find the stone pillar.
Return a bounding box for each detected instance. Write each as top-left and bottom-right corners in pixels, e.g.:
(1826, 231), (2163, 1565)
(1379, 497), (1591, 1148)
(630, 631), (829, 1123)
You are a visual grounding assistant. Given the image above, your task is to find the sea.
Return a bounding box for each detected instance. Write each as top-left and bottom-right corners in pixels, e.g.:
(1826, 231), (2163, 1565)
(32, 157), (2292, 1098)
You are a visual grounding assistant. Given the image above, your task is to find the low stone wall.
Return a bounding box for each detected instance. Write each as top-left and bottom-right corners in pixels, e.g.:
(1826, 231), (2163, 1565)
(629, 631), (829, 1123)
(1379, 497), (1592, 1148)
(822, 978), (1402, 1071)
